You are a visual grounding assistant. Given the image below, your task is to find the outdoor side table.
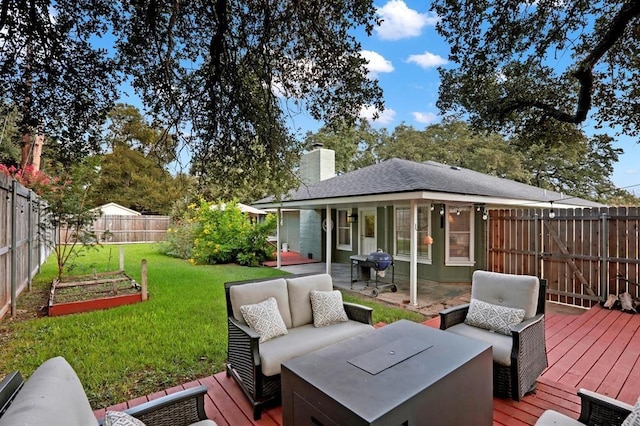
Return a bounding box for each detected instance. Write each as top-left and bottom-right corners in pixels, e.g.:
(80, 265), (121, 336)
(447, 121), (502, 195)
(281, 319), (493, 426)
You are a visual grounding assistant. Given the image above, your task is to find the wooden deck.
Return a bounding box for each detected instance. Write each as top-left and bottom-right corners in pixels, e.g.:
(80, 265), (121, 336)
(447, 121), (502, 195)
(94, 305), (640, 425)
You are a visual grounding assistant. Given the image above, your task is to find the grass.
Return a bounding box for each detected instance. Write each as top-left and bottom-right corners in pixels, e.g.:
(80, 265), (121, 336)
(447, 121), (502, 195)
(0, 244), (424, 409)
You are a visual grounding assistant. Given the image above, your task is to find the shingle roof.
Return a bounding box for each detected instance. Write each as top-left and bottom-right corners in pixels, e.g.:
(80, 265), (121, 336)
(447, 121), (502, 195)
(256, 158), (602, 207)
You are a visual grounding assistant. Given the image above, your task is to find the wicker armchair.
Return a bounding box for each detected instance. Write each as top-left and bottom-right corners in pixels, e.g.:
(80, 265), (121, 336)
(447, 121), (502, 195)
(440, 270), (547, 401)
(536, 388), (635, 425)
(0, 358), (214, 426)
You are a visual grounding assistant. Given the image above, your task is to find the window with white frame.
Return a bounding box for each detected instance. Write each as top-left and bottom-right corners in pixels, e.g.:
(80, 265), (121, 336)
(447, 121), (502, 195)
(394, 205), (431, 260)
(446, 205), (474, 265)
(336, 209), (351, 250)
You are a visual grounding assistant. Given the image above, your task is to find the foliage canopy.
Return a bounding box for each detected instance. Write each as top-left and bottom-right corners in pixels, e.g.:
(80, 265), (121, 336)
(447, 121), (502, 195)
(1, 1), (383, 197)
(431, 0), (640, 141)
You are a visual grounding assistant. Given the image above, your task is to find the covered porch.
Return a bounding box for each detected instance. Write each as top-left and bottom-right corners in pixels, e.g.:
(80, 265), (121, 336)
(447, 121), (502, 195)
(94, 305), (640, 425)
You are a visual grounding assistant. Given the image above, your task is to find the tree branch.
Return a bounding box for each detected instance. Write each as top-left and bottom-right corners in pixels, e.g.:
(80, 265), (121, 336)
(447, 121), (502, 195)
(499, 1), (640, 125)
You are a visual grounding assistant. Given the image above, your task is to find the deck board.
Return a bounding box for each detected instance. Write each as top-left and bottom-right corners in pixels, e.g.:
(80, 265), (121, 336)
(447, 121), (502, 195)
(94, 304), (640, 425)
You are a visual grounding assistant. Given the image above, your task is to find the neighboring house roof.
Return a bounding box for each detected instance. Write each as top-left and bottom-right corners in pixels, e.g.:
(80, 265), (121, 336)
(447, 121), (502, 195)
(95, 202), (141, 216)
(210, 202), (268, 215)
(254, 158), (603, 209)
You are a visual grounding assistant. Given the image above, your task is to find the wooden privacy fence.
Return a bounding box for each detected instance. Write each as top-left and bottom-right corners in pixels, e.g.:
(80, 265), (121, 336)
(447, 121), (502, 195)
(488, 207), (640, 308)
(59, 215), (171, 244)
(0, 174), (53, 319)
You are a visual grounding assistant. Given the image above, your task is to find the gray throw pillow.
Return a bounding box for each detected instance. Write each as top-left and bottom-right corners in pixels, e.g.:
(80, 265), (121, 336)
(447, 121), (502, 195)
(240, 296), (288, 343)
(465, 298), (526, 336)
(309, 290), (348, 327)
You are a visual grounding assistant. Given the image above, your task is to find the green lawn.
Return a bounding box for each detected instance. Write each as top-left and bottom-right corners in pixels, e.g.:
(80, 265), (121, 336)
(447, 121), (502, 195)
(0, 244), (424, 409)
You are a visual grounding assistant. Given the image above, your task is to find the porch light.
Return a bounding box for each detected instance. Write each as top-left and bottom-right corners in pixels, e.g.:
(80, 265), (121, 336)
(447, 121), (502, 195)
(439, 206), (445, 216)
(549, 202), (556, 219)
(482, 209), (489, 221)
(347, 213), (358, 224)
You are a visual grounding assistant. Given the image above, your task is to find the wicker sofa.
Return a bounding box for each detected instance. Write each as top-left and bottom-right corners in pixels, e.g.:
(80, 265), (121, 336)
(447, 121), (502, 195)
(225, 273), (374, 420)
(439, 270), (548, 400)
(0, 357), (215, 426)
(536, 388), (636, 425)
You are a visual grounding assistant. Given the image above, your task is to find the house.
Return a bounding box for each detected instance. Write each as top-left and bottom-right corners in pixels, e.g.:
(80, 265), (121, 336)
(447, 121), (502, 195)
(94, 202), (141, 216)
(253, 145), (603, 305)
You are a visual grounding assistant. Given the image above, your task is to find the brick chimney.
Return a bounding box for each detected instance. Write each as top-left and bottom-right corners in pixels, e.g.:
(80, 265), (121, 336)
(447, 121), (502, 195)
(299, 143), (335, 184)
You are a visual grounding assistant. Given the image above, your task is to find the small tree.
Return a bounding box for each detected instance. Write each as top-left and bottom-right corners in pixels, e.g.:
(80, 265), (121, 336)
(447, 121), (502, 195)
(1, 159), (103, 279)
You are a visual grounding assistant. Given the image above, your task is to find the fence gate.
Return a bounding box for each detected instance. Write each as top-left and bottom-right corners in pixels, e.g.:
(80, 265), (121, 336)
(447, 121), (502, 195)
(487, 207), (640, 308)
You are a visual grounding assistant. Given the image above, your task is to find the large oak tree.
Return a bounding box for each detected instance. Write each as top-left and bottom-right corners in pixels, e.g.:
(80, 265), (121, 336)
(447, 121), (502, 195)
(1, 1), (383, 196)
(431, 1), (640, 141)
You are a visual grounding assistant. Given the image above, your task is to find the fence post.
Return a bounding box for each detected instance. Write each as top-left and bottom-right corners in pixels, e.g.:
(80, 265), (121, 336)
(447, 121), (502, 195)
(600, 212), (608, 300)
(26, 190), (33, 291)
(10, 180), (17, 317)
(141, 259), (148, 301)
(37, 198), (43, 273)
(534, 211), (540, 278)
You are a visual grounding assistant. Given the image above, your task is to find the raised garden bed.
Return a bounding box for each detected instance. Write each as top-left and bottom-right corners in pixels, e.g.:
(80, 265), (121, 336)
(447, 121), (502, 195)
(48, 269), (148, 316)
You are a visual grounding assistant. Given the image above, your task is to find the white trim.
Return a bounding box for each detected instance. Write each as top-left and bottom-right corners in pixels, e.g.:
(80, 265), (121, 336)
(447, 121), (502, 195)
(253, 191), (592, 210)
(393, 203), (432, 263)
(445, 205), (475, 266)
(336, 208), (352, 251)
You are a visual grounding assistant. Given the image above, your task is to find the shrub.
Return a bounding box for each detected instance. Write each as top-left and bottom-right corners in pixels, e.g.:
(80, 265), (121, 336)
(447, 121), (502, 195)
(164, 200), (276, 266)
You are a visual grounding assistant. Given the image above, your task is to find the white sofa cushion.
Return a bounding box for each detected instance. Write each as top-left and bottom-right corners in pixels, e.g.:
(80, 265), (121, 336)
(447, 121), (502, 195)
(259, 321), (374, 376)
(471, 270), (540, 319)
(229, 278), (292, 328)
(446, 322), (514, 366)
(240, 297), (288, 343)
(286, 274), (333, 327)
(623, 397), (640, 426)
(0, 357), (98, 426)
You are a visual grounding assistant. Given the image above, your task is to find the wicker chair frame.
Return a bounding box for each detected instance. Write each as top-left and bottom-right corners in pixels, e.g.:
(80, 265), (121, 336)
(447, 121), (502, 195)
(0, 371), (210, 426)
(537, 388), (634, 425)
(440, 278), (548, 401)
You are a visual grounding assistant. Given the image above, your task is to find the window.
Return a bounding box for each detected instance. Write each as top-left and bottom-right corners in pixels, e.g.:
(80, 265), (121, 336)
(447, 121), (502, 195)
(394, 205), (431, 261)
(446, 205), (474, 265)
(337, 209), (351, 250)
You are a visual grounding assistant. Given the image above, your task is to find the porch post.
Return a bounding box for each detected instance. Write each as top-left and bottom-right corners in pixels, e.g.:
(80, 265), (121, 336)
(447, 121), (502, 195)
(276, 208), (282, 269)
(410, 199), (418, 306)
(325, 204), (332, 274)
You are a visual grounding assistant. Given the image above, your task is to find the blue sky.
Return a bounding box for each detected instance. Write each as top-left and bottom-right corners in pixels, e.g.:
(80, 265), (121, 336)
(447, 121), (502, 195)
(115, 0), (639, 193)
(287, 0), (639, 193)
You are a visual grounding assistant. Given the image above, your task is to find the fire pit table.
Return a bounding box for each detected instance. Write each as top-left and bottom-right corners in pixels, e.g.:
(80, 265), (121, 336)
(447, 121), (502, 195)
(281, 319), (493, 425)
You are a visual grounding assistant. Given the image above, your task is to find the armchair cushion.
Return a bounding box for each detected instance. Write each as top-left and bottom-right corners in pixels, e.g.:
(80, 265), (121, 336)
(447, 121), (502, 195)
(471, 270), (540, 319)
(309, 290), (348, 328)
(0, 357), (98, 426)
(287, 274), (333, 327)
(446, 323), (514, 366)
(259, 321), (374, 376)
(240, 297), (288, 343)
(465, 298), (526, 336)
(230, 278), (292, 328)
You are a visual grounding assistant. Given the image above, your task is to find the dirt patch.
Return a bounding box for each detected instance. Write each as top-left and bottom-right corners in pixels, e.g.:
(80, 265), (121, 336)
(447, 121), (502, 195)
(52, 274), (141, 304)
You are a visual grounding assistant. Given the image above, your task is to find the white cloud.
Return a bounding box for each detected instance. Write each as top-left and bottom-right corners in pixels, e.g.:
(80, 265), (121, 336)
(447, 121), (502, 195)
(412, 112), (438, 124)
(360, 50), (394, 78)
(375, 0), (439, 41)
(407, 51), (448, 69)
(359, 105), (396, 125)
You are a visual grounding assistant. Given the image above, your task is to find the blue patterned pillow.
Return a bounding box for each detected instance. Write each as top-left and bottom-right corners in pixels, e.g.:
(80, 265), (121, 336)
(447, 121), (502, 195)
(465, 298), (525, 335)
